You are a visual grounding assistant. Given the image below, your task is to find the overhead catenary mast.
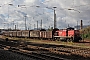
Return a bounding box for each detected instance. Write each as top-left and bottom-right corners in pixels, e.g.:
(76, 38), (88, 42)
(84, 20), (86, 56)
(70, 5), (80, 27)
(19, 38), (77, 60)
(41, 19), (42, 29)
(53, 7), (57, 29)
(37, 21), (38, 30)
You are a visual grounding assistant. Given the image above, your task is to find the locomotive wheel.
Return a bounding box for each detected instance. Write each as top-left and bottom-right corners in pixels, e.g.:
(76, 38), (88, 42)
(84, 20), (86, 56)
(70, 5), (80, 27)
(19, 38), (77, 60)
(5, 38), (8, 41)
(73, 37), (79, 42)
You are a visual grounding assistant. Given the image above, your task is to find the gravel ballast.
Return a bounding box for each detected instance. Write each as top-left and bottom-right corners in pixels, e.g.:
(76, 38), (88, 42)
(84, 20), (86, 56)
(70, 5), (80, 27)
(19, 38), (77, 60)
(0, 49), (35, 60)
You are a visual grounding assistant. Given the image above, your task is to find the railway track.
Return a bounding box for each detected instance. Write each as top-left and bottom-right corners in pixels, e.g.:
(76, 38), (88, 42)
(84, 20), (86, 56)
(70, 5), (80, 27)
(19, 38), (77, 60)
(23, 42), (90, 57)
(23, 45), (90, 59)
(0, 40), (67, 60)
(0, 39), (90, 60)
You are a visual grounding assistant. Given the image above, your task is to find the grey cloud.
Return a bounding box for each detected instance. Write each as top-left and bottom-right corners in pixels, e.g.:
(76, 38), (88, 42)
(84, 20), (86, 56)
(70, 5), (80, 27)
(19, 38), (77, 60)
(0, 0), (90, 29)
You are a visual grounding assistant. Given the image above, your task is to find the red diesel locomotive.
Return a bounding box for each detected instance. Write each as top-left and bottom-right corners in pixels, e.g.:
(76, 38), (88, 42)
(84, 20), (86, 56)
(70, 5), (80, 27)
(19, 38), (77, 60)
(54, 27), (82, 42)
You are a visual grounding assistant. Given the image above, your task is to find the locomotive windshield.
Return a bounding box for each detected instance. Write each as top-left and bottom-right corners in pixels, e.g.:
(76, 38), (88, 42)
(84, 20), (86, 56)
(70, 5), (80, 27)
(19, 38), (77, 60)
(67, 27), (74, 30)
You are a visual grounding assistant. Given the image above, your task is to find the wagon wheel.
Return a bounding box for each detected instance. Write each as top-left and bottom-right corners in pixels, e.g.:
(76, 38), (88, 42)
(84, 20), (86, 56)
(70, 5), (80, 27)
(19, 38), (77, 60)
(56, 38), (60, 41)
(67, 38), (72, 42)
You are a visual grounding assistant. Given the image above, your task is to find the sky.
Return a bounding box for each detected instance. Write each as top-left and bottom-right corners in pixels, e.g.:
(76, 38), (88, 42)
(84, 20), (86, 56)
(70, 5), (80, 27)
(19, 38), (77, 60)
(0, 0), (90, 30)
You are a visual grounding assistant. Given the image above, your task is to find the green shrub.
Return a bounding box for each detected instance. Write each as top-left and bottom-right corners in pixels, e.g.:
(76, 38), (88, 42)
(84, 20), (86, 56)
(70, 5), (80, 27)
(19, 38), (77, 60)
(80, 26), (90, 39)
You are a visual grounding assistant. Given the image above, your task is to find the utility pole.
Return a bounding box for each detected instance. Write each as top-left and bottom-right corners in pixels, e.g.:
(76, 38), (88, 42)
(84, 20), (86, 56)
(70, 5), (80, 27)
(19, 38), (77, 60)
(41, 19), (42, 29)
(4, 23), (5, 30)
(13, 21), (14, 30)
(18, 5), (27, 30)
(53, 7), (57, 29)
(34, 24), (35, 30)
(29, 23), (32, 30)
(15, 25), (16, 30)
(17, 22), (18, 30)
(8, 4), (13, 30)
(25, 15), (27, 30)
(7, 23), (9, 30)
(68, 24), (70, 27)
(37, 21), (38, 30)
(77, 21), (78, 30)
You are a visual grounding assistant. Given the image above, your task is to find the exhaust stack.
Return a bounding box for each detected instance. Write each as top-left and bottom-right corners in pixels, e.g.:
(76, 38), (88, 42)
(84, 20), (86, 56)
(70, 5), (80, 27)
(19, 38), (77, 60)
(80, 20), (83, 29)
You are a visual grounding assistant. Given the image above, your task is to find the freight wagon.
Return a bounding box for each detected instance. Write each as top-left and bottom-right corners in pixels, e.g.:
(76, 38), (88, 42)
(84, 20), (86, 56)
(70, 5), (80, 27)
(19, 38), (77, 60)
(30, 30), (40, 39)
(40, 31), (53, 40)
(22, 30), (30, 38)
(3, 31), (9, 36)
(17, 31), (22, 38)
